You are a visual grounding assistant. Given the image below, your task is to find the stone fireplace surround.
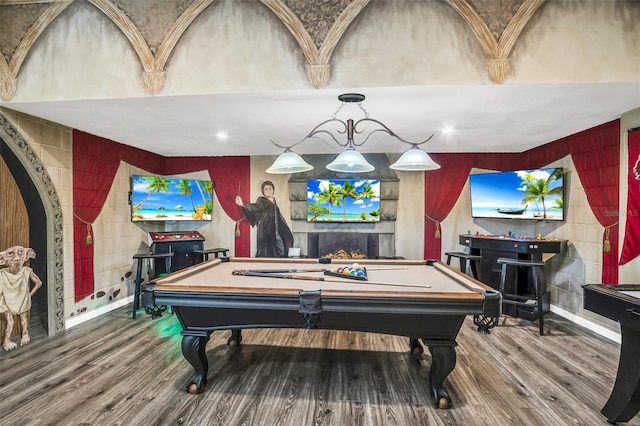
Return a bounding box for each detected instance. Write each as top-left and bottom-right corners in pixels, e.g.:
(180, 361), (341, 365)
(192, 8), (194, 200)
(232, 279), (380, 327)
(308, 232), (379, 259)
(285, 154), (400, 259)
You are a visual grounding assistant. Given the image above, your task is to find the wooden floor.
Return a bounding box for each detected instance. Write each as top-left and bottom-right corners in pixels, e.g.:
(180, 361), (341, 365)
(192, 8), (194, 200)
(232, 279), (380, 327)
(0, 307), (638, 426)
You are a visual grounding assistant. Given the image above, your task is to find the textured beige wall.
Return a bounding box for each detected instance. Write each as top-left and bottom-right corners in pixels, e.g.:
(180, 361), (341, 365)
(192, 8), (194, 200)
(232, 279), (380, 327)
(6, 0), (639, 103)
(509, 0), (640, 83)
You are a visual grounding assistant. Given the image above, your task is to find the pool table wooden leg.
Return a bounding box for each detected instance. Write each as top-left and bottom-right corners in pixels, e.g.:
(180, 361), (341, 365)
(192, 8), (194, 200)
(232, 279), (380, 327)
(409, 337), (424, 355)
(427, 344), (456, 409)
(227, 329), (243, 346)
(182, 333), (211, 394)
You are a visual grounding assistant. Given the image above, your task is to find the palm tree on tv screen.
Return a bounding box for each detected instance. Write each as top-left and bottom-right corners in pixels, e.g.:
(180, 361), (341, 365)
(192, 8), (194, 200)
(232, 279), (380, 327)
(133, 177), (172, 212)
(521, 168), (563, 219)
(203, 181), (214, 214)
(340, 181), (358, 221)
(359, 183), (378, 218)
(315, 182), (342, 221)
(308, 203), (330, 221)
(552, 196), (563, 211)
(178, 179), (197, 213)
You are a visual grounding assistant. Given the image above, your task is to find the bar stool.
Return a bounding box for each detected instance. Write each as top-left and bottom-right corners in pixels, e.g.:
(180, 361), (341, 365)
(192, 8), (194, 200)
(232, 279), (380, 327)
(193, 248), (229, 263)
(496, 257), (549, 335)
(132, 252), (173, 319)
(444, 252), (482, 280)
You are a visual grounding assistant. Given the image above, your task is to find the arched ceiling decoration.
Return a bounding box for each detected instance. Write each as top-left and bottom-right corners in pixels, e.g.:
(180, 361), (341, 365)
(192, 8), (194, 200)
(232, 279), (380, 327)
(260, 0), (370, 89)
(0, 0), (549, 100)
(88, 0), (216, 95)
(0, 0), (74, 101)
(447, 0), (546, 83)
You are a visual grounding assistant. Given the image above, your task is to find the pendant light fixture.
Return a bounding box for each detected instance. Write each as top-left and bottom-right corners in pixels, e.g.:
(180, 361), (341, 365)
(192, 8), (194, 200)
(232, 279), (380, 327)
(266, 93), (439, 174)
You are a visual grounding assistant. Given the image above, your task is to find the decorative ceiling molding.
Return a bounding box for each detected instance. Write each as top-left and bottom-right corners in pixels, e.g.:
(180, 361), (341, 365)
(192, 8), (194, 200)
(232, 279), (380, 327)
(260, 0), (370, 89)
(446, 0), (545, 83)
(0, 0), (73, 101)
(88, 0), (215, 95)
(0, 0), (552, 97)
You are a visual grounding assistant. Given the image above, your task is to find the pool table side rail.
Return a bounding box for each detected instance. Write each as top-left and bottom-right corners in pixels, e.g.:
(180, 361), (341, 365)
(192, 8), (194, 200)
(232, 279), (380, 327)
(149, 284), (487, 300)
(149, 258), (490, 301)
(151, 291), (493, 319)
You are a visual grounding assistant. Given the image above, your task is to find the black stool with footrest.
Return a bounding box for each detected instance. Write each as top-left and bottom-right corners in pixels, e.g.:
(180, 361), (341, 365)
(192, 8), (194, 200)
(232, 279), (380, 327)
(444, 252), (482, 280)
(132, 252), (173, 319)
(497, 257), (549, 335)
(193, 248), (230, 262)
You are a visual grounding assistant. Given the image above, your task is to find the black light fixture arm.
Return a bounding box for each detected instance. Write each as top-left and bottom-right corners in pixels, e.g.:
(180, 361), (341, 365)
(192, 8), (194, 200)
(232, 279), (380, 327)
(350, 117), (435, 147)
(269, 92), (434, 152)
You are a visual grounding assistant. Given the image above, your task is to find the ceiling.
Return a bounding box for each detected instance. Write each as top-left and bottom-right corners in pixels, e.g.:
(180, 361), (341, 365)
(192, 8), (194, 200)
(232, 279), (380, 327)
(2, 82), (639, 158)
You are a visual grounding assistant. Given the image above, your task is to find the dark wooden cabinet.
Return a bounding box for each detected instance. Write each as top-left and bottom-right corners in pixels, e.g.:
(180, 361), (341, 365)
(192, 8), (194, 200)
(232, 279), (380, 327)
(150, 231), (204, 275)
(458, 234), (567, 319)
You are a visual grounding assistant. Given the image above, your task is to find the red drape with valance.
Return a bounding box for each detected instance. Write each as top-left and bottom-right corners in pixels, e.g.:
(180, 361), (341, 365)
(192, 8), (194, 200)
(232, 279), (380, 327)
(423, 154), (474, 259)
(73, 130), (251, 301)
(423, 120), (620, 284)
(156, 155), (251, 256)
(567, 121), (620, 283)
(73, 132), (123, 301)
(619, 129), (640, 265)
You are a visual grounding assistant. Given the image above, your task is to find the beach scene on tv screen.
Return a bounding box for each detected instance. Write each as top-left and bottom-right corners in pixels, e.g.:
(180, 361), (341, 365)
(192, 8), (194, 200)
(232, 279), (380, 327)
(469, 168), (564, 221)
(131, 175), (213, 221)
(307, 179), (380, 222)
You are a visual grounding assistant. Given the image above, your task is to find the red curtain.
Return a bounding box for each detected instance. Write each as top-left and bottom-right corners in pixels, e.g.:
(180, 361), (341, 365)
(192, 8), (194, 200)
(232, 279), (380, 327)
(568, 120), (620, 283)
(72, 131), (122, 301)
(619, 129), (640, 265)
(206, 157), (251, 257)
(423, 154), (474, 259)
(72, 131), (251, 301)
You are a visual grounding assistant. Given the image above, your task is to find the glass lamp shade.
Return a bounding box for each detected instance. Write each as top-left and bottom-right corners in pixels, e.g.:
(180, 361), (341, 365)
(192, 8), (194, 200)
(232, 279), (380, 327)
(390, 147), (441, 171)
(266, 151), (314, 174)
(326, 148), (375, 173)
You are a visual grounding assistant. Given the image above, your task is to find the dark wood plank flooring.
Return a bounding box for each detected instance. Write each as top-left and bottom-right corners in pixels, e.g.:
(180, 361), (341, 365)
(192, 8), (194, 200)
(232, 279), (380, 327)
(0, 307), (637, 425)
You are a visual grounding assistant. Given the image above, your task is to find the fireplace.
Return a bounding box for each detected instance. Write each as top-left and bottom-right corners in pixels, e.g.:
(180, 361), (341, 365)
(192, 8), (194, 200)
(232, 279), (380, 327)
(307, 232), (379, 259)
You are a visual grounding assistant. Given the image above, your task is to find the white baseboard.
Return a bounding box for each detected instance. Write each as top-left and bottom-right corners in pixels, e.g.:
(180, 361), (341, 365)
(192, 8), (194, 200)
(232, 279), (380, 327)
(65, 295), (133, 330)
(550, 304), (621, 343)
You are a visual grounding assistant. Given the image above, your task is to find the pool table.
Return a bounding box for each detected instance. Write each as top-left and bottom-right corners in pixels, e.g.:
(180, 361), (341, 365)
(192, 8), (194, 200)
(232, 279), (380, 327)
(142, 257), (501, 409)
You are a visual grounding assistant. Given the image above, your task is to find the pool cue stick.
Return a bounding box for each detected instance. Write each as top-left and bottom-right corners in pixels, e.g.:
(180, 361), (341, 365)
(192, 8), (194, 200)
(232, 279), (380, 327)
(234, 266), (409, 274)
(232, 270), (431, 289)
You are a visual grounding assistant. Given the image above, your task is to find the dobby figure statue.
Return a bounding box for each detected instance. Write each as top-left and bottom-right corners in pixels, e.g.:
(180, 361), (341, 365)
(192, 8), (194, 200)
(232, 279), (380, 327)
(0, 246), (42, 351)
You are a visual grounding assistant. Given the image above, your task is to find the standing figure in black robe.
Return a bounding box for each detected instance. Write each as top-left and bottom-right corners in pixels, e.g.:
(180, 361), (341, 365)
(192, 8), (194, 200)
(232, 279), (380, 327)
(235, 180), (293, 257)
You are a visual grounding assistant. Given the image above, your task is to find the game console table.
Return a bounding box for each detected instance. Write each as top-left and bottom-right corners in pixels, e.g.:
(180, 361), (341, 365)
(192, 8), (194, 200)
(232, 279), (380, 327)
(459, 234), (568, 319)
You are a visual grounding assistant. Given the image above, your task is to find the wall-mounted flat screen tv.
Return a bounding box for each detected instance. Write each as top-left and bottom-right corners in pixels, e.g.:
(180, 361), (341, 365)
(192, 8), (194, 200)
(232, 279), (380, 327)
(469, 168), (564, 221)
(131, 175), (213, 222)
(307, 179), (381, 222)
